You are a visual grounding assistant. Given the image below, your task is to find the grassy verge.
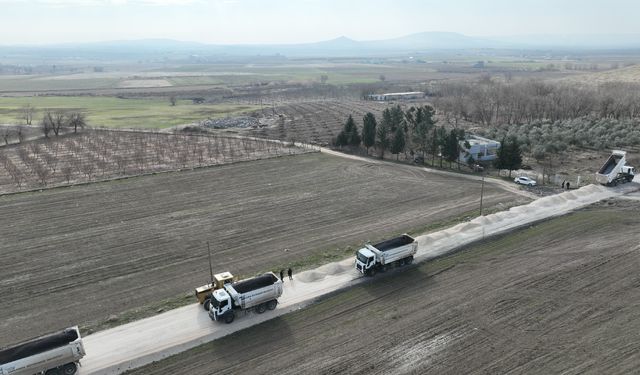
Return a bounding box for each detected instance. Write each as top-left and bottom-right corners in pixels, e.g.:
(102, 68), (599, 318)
(79, 202), (518, 336)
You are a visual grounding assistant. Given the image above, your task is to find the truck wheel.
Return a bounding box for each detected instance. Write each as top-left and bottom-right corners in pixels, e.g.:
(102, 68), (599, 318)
(256, 303), (267, 314)
(224, 311), (235, 324)
(367, 268), (377, 277)
(405, 256), (414, 265)
(62, 363), (78, 375)
(380, 265), (387, 272)
(203, 298), (211, 311)
(267, 299), (278, 310)
(45, 369), (61, 375)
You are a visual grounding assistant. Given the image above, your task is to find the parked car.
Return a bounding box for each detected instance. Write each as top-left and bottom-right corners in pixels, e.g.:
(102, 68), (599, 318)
(514, 176), (537, 186)
(469, 163), (484, 172)
(413, 155), (424, 164)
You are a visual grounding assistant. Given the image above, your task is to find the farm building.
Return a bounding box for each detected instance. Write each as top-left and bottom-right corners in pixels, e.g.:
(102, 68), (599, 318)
(458, 135), (501, 163)
(367, 91), (425, 101)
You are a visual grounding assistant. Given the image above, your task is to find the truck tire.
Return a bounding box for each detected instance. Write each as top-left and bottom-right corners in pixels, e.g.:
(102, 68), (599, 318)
(203, 298), (211, 311)
(267, 299), (278, 310)
(367, 268), (377, 277)
(405, 256), (414, 265)
(256, 303), (267, 314)
(45, 369), (61, 375)
(63, 363), (78, 375)
(224, 311), (235, 324)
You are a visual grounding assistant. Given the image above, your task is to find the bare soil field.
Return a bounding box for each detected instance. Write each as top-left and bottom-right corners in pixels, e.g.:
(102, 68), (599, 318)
(129, 199), (640, 375)
(0, 152), (523, 347)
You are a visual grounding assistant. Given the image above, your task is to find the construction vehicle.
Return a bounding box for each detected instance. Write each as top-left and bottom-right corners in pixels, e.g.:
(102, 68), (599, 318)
(595, 150), (635, 186)
(209, 272), (283, 324)
(355, 234), (418, 276)
(195, 271), (235, 311)
(0, 326), (85, 375)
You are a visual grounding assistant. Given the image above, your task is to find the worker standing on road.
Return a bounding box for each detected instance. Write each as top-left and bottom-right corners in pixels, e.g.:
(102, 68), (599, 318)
(566, 181), (570, 190)
(287, 268), (293, 280)
(280, 269), (285, 282)
(561, 180), (565, 189)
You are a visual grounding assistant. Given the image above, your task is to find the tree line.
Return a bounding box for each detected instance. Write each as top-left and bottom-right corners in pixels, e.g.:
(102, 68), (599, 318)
(432, 79), (640, 126)
(335, 105), (469, 168)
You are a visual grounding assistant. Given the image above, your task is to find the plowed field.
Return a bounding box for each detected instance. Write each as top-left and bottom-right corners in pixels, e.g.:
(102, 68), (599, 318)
(0, 152), (522, 346)
(128, 199), (640, 375)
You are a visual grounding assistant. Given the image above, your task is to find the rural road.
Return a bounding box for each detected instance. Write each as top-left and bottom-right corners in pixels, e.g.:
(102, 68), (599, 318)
(80, 180), (639, 374)
(318, 147), (539, 199)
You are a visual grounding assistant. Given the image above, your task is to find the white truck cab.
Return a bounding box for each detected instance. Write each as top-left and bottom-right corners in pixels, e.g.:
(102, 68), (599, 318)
(210, 289), (233, 323)
(355, 247), (376, 273)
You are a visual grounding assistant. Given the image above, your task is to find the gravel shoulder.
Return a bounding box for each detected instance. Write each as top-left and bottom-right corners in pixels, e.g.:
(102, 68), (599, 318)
(127, 199), (640, 375)
(0, 152), (522, 346)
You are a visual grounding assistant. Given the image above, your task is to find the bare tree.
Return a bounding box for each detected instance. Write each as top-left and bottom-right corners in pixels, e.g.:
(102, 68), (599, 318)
(61, 164), (73, 184)
(1, 127), (11, 145)
(34, 162), (50, 186)
(67, 112), (87, 134)
(21, 104), (36, 125)
(42, 111), (66, 137)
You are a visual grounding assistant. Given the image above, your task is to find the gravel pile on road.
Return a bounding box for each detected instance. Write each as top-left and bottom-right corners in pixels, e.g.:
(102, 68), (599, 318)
(200, 116), (262, 129)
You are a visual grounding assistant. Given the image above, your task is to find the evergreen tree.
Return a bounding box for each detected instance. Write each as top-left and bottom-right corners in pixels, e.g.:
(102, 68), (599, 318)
(443, 129), (460, 168)
(494, 136), (523, 177)
(336, 115), (361, 148)
(362, 112), (377, 155)
(344, 115), (361, 147)
(376, 122), (389, 159)
(391, 126), (406, 160)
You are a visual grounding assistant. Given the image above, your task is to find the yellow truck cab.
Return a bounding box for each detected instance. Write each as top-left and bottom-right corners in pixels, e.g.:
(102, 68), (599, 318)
(195, 271), (235, 310)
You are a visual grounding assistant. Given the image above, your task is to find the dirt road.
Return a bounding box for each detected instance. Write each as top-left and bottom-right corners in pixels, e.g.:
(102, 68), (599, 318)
(0, 152), (521, 346)
(78, 182), (638, 374)
(127, 189), (640, 375)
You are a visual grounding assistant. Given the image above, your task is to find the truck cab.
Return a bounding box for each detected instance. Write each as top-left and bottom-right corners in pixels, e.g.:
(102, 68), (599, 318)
(209, 288), (234, 323)
(355, 247), (376, 274)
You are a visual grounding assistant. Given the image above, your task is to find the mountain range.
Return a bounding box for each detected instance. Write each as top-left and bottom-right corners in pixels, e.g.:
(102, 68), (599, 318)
(2, 32), (640, 62)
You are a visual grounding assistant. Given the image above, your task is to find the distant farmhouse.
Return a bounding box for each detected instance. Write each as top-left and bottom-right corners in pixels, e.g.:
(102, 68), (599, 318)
(367, 91), (425, 101)
(459, 135), (500, 163)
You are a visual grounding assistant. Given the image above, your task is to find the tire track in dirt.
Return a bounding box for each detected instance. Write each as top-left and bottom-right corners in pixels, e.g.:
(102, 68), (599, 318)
(0, 152), (522, 345)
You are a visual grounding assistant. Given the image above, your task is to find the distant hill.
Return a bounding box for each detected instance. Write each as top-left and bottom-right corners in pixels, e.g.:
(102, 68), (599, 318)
(2, 32), (640, 63)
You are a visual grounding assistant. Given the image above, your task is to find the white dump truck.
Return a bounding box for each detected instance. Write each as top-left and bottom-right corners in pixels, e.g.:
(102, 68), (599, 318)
(209, 272), (283, 324)
(355, 234), (418, 276)
(595, 150), (635, 186)
(0, 326), (85, 375)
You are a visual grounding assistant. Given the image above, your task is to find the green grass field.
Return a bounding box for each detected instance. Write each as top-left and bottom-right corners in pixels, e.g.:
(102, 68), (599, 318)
(0, 96), (258, 129)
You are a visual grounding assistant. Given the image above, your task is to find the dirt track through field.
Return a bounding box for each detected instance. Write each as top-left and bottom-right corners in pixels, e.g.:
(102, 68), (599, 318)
(0, 152), (521, 346)
(127, 193), (640, 375)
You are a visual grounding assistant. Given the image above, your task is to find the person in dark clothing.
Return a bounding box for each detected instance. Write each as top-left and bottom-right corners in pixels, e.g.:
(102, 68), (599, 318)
(279, 269), (285, 282)
(561, 180), (565, 189)
(287, 268), (293, 280)
(566, 181), (570, 190)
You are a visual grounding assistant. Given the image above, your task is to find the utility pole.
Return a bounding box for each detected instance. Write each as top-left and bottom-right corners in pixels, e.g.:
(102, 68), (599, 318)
(207, 241), (214, 286)
(479, 172), (485, 216)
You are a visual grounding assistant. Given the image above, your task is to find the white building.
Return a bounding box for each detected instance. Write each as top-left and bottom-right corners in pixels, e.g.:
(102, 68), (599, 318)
(458, 135), (501, 163)
(367, 91), (425, 101)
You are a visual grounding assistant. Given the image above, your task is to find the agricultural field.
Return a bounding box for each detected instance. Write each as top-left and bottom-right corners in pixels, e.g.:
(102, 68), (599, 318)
(0, 130), (309, 193)
(0, 152), (526, 346)
(128, 198), (640, 375)
(0, 96), (258, 128)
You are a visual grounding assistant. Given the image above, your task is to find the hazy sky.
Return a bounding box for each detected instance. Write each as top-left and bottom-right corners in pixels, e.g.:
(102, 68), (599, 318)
(0, 0), (638, 45)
